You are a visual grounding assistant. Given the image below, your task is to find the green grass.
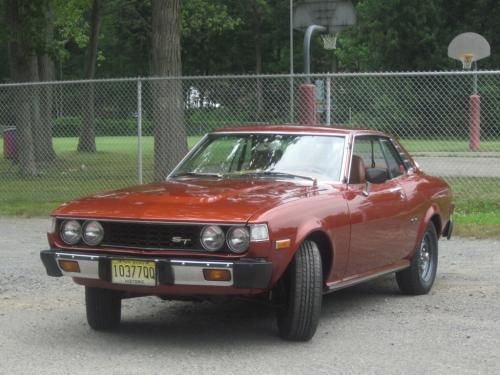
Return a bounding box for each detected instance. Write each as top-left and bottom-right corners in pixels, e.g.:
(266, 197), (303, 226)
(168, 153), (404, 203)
(1, 136), (499, 238)
(443, 177), (500, 239)
(0, 136), (201, 216)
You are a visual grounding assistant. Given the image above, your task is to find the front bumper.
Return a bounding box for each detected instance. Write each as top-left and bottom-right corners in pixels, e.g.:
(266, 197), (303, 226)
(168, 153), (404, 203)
(443, 218), (454, 240)
(40, 250), (273, 289)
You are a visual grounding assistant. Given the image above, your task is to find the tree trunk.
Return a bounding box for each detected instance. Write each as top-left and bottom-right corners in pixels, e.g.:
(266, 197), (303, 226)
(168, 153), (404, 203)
(254, 2), (263, 119)
(151, 0), (187, 181)
(35, 3), (56, 162)
(78, 0), (102, 153)
(5, 0), (37, 176)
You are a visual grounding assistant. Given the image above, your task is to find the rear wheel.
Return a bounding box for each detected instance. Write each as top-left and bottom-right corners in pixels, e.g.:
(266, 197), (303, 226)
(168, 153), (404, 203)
(275, 240), (323, 341)
(396, 223), (438, 295)
(85, 287), (122, 330)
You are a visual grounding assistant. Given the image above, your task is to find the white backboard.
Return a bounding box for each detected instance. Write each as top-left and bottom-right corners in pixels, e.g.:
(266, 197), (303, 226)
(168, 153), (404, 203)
(448, 32), (491, 63)
(293, 0), (356, 33)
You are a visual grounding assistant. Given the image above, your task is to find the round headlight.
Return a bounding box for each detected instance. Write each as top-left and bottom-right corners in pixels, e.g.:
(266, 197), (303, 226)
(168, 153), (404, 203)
(227, 226), (250, 253)
(60, 220), (82, 245)
(82, 221), (104, 246)
(200, 225), (225, 252)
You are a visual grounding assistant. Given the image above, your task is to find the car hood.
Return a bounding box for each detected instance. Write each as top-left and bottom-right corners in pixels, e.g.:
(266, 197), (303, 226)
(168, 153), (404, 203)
(52, 178), (324, 223)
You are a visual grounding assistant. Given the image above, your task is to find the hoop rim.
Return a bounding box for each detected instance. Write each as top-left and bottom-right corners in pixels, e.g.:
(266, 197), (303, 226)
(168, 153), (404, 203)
(321, 32), (340, 50)
(462, 53), (474, 70)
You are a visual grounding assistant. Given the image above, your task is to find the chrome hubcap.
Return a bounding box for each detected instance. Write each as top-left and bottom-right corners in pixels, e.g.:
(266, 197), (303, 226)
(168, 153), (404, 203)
(418, 234), (432, 281)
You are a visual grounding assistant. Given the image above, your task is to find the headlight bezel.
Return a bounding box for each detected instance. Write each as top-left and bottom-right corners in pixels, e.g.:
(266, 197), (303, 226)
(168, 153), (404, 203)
(82, 220), (105, 246)
(60, 219), (82, 245)
(48, 217), (57, 234)
(249, 224), (269, 242)
(200, 225), (225, 252)
(226, 226), (250, 254)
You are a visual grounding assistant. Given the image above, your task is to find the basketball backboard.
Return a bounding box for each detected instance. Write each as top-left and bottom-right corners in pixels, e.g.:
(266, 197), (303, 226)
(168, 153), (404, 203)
(448, 32), (491, 69)
(293, 0), (356, 33)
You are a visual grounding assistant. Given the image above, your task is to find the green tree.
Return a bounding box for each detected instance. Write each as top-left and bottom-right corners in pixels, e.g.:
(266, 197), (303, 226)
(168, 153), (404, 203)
(336, 0), (500, 71)
(4, 0), (58, 175)
(97, 0), (151, 77)
(182, 0), (240, 75)
(335, 0), (447, 71)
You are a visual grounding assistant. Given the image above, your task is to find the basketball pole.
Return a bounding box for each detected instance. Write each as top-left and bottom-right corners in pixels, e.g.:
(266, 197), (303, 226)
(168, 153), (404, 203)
(304, 25), (326, 83)
(469, 61), (480, 151)
(473, 61), (478, 95)
(448, 33), (490, 152)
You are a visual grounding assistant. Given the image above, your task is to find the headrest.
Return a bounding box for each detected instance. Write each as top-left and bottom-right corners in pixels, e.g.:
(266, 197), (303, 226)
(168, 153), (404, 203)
(350, 155), (366, 184)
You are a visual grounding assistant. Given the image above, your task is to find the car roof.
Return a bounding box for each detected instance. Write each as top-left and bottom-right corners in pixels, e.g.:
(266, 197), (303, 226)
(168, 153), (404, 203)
(211, 124), (388, 137)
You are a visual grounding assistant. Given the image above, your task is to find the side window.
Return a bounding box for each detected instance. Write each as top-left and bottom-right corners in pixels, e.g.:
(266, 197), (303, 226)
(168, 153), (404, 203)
(392, 140), (414, 170)
(380, 139), (406, 178)
(352, 136), (388, 170)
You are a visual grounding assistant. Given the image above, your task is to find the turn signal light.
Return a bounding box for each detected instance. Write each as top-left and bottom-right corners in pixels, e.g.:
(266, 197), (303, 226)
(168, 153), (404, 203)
(275, 239), (291, 250)
(203, 269), (231, 282)
(58, 260), (80, 273)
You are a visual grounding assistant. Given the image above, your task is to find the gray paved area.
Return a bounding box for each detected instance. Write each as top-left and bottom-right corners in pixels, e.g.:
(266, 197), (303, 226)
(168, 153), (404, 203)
(0, 217), (499, 375)
(414, 156), (500, 177)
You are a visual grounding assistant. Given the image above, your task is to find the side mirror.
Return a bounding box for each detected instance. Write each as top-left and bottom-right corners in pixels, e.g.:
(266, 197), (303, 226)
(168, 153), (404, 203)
(366, 168), (388, 184)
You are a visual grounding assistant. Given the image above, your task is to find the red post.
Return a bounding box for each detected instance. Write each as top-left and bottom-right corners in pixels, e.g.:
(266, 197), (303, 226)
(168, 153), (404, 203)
(298, 84), (317, 125)
(3, 127), (17, 160)
(469, 95), (481, 151)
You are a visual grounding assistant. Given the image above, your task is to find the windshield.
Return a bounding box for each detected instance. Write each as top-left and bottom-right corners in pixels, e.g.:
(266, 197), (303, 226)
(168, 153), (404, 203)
(171, 133), (345, 181)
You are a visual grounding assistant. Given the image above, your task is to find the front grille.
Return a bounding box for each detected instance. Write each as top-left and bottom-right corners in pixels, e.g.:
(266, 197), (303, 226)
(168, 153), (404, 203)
(101, 222), (204, 251)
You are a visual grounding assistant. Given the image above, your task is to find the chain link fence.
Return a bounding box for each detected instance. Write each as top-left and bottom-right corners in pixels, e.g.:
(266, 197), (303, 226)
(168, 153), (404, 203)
(0, 71), (499, 211)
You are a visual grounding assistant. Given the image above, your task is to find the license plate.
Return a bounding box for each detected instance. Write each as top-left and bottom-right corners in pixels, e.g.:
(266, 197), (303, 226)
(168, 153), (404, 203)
(111, 259), (156, 286)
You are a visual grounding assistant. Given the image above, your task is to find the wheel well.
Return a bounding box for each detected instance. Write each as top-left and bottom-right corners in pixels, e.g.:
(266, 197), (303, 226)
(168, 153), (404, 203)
(430, 214), (442, 238)
(306, 231), (333, 282)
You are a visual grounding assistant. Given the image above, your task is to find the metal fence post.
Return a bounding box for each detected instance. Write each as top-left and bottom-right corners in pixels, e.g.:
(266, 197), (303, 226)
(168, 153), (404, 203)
(326, 76), (331, 125)
(290, 76), (295, 123)
(137, 79), (143, 184)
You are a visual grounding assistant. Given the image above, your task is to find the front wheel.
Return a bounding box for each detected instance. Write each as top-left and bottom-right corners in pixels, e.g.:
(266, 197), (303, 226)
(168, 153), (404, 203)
(275, 240), (323, 341)
(85, 287), (122, 330)
(396, 223), (438, 295)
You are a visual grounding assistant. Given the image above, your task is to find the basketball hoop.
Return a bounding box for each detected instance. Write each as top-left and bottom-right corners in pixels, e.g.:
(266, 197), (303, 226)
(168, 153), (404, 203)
(448, 33), (490, 70)
(462, 53), (474, 70)
(321, 32), (339, 50)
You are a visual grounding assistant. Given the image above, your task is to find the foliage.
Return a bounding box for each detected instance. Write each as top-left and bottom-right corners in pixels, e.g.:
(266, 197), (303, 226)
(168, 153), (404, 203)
(53, 0), (91, 61)
(2, 0), (500, 81)
(336, 0), (500, 71)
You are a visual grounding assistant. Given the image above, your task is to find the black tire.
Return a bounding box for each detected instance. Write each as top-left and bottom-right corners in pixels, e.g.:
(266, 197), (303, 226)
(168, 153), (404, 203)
(396, 223), (438, 295)
(275, 240), (323, 341)
(85, 287), (122, 330)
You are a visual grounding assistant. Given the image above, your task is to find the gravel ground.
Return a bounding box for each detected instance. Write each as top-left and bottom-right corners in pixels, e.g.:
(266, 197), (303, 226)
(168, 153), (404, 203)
(1, 216), (499, 375)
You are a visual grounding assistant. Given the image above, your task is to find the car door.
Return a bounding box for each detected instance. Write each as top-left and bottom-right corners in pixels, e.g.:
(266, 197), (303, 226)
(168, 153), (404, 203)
(383, 138), (426, 258)
(343, 135), (410, 277)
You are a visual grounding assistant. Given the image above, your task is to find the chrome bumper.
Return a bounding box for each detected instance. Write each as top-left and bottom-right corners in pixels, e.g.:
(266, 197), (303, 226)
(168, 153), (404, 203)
(443, 217), (454, 240)
(40, 250), (272, 289)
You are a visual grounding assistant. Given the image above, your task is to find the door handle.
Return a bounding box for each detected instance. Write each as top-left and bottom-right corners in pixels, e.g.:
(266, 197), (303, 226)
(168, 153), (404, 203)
(389, 186), (406, 199)
(389, 187), (402, 193)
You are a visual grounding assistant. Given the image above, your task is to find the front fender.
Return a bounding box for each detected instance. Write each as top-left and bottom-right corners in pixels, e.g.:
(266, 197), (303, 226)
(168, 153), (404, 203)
(267, 215), (350, 287)
(268, 218), (327, 286)
(253, 192), (350, 288)
(411, 204), (442, 257)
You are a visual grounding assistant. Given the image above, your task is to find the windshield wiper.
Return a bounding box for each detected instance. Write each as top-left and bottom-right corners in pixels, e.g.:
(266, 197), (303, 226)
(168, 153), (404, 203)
(171, 172), (224, 179)
(232, 171), (317, 185)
